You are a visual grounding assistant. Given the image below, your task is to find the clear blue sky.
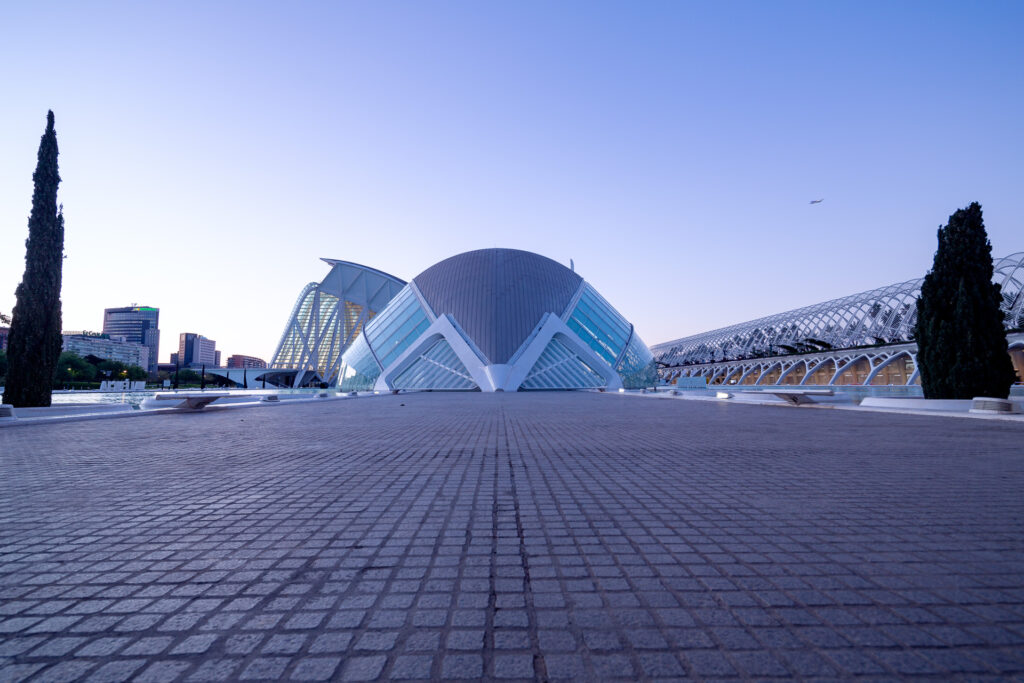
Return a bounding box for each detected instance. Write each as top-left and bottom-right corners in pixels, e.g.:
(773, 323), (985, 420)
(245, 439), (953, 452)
(2, 1), (1022, 363)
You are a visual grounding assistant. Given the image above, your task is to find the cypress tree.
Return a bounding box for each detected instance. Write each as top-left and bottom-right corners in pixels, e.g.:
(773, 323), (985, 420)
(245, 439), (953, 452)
(914, 202), (1015, 399)
(3, 111), (64, 407)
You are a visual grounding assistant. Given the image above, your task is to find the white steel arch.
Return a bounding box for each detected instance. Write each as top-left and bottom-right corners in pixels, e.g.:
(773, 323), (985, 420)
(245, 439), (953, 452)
(653, 252), (1024, 368)
(270, 259), (406, 386)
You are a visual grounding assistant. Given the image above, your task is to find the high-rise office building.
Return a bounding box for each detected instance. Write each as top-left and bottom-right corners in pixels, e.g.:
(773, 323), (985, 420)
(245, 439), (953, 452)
(103, 306), (160, 373)
(178, 333), (220, 368)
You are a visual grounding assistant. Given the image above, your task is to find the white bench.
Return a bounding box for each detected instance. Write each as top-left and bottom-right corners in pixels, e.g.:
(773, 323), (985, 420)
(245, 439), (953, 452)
(142, 393), (230, 410)
(745, 388), (834, 406)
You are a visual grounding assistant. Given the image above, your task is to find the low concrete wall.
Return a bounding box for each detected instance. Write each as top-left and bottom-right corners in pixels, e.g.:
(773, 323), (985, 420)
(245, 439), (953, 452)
(8, 404), (135, 418)
(860, 397), (974, 412)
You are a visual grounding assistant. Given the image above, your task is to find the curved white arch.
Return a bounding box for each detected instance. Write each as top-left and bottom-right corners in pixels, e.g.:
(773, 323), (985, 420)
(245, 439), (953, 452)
(778, 360), (808, 385)
(864, 351), (914, 386)
(754, 361), (783, 386)
(832, 354), (873, 386)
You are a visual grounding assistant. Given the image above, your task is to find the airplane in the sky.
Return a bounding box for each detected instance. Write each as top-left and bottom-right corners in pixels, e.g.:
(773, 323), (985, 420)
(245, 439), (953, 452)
(809, 198), (824, 204)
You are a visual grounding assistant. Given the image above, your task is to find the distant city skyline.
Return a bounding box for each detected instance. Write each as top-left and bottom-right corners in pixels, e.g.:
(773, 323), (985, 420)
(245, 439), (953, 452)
(2, 2), (1022, 363)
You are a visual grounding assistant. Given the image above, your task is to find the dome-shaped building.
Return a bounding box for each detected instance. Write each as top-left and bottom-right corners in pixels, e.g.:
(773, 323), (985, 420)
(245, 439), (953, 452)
(338, 248), (656, 392)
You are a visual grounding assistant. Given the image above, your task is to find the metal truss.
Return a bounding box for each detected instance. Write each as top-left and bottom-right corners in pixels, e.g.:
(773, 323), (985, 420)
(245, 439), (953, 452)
(665, 332), (1024, 387)
(653, 252), (1024, 368)
(270, 259), (406, 386)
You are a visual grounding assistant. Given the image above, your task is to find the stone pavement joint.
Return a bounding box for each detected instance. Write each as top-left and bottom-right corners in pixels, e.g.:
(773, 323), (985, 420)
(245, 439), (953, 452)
(1, 392), (1023, 681)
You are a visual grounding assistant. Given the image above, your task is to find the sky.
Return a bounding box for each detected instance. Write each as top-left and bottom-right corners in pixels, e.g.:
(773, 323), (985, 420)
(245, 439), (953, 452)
(2, 1), (1023, 364)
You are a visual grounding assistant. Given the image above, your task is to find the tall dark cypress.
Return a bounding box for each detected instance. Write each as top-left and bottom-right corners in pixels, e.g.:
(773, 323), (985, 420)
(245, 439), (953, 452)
(3, 111), (64, 407)
(914, 202), (1015, 399)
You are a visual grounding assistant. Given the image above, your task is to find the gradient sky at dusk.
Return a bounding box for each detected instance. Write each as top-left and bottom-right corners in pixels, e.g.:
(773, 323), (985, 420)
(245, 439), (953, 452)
(2, 1), (1022, 364)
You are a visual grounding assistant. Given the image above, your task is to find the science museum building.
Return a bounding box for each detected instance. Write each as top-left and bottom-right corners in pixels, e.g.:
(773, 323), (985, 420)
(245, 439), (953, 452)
(267, 248), (1022, 392)
(269, 248), (657, 392)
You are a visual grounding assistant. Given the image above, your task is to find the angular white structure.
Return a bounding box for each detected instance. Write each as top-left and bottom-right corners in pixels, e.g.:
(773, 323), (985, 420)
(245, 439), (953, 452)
(269, 259), (406, 387)
(338, 249), (656, 392)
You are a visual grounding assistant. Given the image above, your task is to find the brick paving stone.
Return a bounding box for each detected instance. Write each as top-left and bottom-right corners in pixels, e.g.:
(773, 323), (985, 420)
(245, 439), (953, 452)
(169, 634), (218, 655)
(493, 653), (534, 678)
(85, 659), (147, 683)
(288, 656), (340, 681)
(340, 655), (386, 681)
(389, 654), (433, 679)
(260, 633), (306, 655)
(590, 653), (635, 677)
(183, 659), (240, 682)
(238, 657), (289, 680)
(307, 631), (352, 653)
(30, 660), (96, 683)
(134, 661), (191, 683)
(0, 663), (46, 682)
(440, 654), (483, 679)
(543, 654), (585, 679)
(1, 392), (1023, 681)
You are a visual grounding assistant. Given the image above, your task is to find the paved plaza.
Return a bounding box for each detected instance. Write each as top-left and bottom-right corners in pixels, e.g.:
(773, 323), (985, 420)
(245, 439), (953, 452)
(1, 393), (1023, 681)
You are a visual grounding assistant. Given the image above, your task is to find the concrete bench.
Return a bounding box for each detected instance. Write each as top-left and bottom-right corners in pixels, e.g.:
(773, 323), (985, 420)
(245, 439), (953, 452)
(142, 393), (230, 410)
(744, 388), (834, 406)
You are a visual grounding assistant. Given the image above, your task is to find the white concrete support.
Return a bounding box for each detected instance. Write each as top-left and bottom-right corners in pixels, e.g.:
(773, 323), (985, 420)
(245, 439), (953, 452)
(375, 315), (493, 392)
(374, 312), (624, 393)
(501, 315), (623, 392)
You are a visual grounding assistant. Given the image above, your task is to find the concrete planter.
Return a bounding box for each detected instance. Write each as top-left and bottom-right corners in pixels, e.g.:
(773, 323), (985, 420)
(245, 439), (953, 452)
(970, 397), (1020, 414)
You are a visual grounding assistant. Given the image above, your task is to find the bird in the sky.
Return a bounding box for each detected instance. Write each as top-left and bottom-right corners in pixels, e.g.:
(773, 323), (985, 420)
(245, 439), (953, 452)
(809, 198), (824, 204)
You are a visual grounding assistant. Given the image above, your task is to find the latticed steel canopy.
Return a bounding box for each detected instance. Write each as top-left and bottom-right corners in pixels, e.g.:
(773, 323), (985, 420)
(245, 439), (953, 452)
(270, 259), (406, 385)
(652, 252), (1024, 367)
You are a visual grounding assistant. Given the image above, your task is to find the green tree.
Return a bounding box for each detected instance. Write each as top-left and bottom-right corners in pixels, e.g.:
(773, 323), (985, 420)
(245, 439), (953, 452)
(3, 112), (64, 407)
(914, 202), (1015, 399)
(0, 350), (8, 380)
(55, 352), (97, 383)
(176, 369), (202, 385)
(125, 365), (147, 381)
(95, 359), (147, 381)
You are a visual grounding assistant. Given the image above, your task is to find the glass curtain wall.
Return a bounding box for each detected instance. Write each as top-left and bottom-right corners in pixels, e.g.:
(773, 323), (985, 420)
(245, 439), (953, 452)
(273, 286), (371, 384)
(566, 285), (630, 364)
(273, 284), (318, 368)
(566, 284), (657, 389)
(337, 336), (380, 391)
(614, 331), (658, 389)
(338, 285), (432, 391)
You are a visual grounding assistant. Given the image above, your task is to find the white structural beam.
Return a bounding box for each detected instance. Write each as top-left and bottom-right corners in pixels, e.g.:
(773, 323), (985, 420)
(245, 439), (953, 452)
(374, 312), (623, 393)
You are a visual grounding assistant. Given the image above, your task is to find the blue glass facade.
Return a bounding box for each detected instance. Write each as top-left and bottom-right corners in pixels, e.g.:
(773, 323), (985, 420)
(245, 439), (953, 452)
(339, 285), (432, 391)
(392, 339), (478, 390)
(519, 336), (606, 390)
(363, 286), (431, 368)
(566, 284), (631, 365)
(337, 334), (381, 391)
(102, 306), (160, 373)
(615, 330), (658, 389)
(565, 284), (656, 389)
(336, 250), (657, 392)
